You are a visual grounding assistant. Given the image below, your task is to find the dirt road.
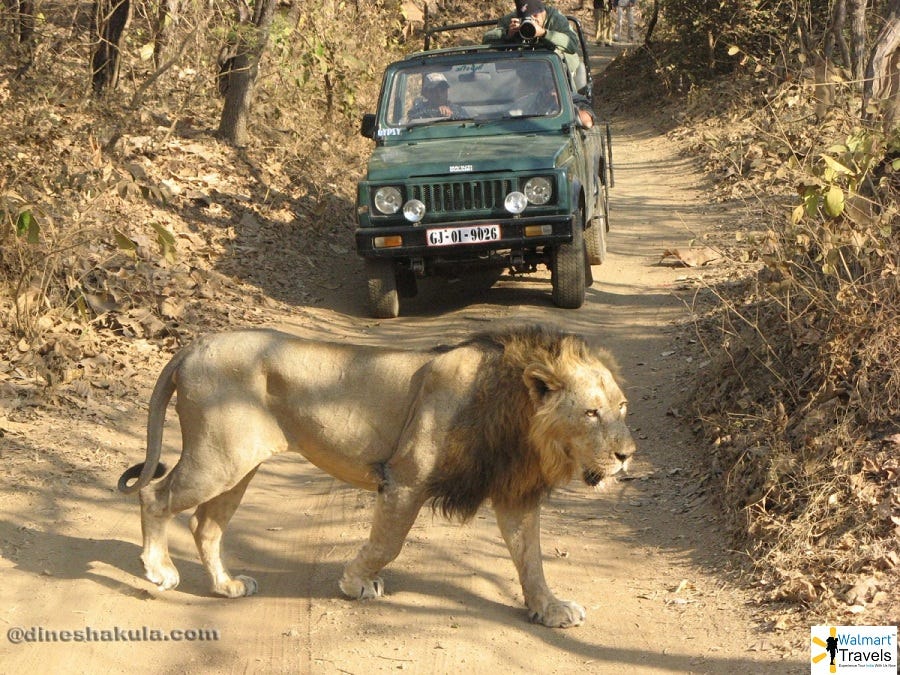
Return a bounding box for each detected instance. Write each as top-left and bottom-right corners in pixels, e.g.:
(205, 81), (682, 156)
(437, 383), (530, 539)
(0, 48), (808, 674)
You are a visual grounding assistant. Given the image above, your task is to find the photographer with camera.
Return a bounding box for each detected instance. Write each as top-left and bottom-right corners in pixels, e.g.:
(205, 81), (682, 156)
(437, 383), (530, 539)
(484, 2), (583, 92)
(484, 1), (579, 55)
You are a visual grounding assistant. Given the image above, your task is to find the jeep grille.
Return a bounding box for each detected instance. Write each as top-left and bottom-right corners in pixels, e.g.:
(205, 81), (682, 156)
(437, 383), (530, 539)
(410, 179), (514, 214)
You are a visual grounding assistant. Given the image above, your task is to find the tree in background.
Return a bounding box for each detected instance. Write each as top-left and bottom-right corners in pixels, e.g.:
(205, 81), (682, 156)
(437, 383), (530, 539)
(654, 0), (898, 135)
(153, 0), (180, 69)
(863, 0), (900, 131)
(91, 0), (131, 94)
(6, 0), (35, 76)
(216, 0), (279, 146)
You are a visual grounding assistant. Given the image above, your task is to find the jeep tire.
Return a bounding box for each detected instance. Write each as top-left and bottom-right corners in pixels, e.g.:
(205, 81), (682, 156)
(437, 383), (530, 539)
(365, 259), (400, 318)
(586, 185), (609, 265)
(551, 211), (587, 309)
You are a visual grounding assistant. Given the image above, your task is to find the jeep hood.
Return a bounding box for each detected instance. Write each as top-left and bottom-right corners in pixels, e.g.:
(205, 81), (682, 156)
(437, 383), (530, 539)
(365, 135), (572, 181)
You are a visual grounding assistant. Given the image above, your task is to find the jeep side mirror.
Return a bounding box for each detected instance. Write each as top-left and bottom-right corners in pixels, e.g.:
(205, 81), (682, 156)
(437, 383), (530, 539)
(360, 113), (377, 139)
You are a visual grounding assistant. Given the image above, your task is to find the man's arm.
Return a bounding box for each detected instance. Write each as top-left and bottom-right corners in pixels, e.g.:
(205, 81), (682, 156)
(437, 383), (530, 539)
(542, 10), (579, 53)
(483, 14), (514, 43)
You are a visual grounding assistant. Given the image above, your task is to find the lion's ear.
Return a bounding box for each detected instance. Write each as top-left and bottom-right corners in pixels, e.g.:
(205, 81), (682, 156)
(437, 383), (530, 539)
(523, 364), (564, 403)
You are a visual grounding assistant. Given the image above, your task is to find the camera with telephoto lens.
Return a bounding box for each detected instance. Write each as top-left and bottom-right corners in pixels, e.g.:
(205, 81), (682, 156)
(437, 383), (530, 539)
(519, 17), (540, 40)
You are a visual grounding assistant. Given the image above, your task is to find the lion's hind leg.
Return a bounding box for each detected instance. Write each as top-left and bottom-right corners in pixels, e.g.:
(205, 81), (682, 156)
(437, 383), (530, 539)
(139, 472), (182, 591)
(190, 466), (260, 598)
(138, 457), (264, 594)
(339, 485), (425, 600)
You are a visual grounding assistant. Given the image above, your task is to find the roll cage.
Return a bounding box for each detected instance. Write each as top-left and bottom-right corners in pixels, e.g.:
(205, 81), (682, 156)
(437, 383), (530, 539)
(420, 11), (595, 106)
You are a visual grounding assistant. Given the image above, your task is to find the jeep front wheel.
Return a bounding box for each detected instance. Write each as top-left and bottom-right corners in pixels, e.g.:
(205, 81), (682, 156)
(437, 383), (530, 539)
(551, 212), (587, 309)
(364, 259), (399, 318)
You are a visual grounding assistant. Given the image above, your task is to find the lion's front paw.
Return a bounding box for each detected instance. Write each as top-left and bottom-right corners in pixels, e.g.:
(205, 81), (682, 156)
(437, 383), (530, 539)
(339, 573), (385, 600)
(142, 555), (180, 591)
(529, 600), (586, 628)
(214, 575), (258, 598)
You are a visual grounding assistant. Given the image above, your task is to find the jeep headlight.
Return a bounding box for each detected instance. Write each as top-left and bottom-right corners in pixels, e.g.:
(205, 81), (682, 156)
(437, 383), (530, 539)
(373, 186), (402, 214)
(524, 177), (553, 205)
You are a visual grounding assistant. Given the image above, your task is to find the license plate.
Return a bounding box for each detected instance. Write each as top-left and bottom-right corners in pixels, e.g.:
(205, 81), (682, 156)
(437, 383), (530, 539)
(426, 224), (500, 247)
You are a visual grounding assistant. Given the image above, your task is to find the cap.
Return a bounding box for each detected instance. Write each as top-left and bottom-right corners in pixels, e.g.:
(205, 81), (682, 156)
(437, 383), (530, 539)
(515, 0), (546, 17)
(423, 72), (449, 88)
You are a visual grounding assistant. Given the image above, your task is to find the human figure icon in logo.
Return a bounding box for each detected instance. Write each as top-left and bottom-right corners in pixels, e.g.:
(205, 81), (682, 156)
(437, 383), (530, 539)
(826, 626), (838, 667)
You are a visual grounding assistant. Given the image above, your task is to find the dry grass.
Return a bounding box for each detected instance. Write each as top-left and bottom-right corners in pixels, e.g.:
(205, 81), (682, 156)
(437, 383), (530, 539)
(659, 46), (900, 621)
(3, 0), (897, 627)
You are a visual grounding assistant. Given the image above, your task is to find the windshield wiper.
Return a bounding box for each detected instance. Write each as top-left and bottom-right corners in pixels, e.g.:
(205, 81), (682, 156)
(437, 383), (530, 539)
(500, 112), (554, 120)
(406, 116), (479, 129)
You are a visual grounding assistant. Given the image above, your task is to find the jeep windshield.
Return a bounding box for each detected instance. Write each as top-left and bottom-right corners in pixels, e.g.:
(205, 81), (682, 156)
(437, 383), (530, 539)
(383, 56), (562, 130)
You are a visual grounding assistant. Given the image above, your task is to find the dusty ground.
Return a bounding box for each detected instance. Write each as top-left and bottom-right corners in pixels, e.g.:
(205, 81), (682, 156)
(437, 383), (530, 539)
(0, 43), (813, 673)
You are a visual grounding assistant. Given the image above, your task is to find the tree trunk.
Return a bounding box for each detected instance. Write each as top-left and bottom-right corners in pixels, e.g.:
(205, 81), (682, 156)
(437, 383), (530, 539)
(644, 0), (659, 45)
(827, 0), (852, 69)
(217, 0), (278, 147)
(813, 55), (834, 122)
(91, 0), (131, 94)
(153, 0), (180, 69)
(851, 0), (868, 88)
(863, 0), (900, 131)
(7, 0), (35, 76)
(7, 0), (35, 44)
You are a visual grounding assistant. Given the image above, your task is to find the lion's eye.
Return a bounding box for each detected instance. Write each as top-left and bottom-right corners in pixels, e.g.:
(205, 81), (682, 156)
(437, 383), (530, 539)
(619, 400), (628, 413)
(585, 409), (600, 419)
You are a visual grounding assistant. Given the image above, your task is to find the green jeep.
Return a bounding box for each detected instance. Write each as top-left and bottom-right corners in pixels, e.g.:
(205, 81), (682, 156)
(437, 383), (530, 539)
(355, 17), (613, 318)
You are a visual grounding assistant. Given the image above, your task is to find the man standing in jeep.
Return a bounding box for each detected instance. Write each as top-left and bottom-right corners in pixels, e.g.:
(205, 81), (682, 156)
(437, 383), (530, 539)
(484, 1), (584, 91)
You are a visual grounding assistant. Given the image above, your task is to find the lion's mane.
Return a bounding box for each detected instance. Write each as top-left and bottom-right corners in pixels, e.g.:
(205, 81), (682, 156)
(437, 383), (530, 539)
(425, 326), (614, 521)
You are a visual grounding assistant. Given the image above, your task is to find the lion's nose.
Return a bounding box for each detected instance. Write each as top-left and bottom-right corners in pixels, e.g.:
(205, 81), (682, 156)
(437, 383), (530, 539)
(614, 452), (631, 462)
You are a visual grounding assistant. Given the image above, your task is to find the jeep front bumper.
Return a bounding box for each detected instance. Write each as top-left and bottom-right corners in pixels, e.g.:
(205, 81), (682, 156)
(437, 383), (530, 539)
(355, 214), (574, 259)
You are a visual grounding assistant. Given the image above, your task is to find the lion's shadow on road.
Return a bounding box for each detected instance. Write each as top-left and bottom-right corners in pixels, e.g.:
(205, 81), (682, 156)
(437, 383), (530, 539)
(0, 512), (348, 603)
(0, 517), (792, 674)
(0, 463), (799, 674)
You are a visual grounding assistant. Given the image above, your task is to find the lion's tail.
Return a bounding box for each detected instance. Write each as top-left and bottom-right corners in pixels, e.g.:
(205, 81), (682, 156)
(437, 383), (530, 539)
(117, 347), (185, 493)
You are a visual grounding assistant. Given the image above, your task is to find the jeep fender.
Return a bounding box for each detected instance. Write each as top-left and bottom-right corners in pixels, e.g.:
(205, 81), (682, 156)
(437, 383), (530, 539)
(568, 177), (590, 226)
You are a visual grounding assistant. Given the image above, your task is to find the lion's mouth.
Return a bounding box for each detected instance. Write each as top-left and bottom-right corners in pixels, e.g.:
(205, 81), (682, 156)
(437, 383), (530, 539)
(583, 460), (630, 489)
(583, 468), (605, 486)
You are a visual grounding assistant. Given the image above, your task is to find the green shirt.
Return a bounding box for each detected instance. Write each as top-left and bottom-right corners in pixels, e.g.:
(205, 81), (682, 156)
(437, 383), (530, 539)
(483, 7), (579, 54)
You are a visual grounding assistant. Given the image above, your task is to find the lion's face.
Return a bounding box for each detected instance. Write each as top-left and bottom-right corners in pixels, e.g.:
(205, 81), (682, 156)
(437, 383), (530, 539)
(524, 357), (636, 489)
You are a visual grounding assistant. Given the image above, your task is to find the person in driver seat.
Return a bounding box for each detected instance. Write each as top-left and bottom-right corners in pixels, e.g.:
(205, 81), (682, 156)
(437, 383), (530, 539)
(408, 73), (468, 120)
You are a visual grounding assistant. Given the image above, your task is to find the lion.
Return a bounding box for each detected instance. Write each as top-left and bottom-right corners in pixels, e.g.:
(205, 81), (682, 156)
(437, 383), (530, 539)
(118, 325), (636, 628)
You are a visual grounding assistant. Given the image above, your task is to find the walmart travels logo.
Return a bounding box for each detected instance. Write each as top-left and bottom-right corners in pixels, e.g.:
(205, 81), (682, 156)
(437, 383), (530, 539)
(811, 626), (897, 674)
